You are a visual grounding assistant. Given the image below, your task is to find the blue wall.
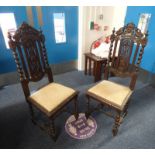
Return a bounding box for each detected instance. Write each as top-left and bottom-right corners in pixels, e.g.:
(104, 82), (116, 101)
(40, 6), (78, 64)
(0, 6), (78, 74)
(125, 6), (155, 73)
(0, 6), (28, 73)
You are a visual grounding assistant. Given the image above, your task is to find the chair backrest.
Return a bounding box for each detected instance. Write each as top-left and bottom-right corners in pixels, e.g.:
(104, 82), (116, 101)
(8, 22), (53, 98)
(105, 23), (148, 89)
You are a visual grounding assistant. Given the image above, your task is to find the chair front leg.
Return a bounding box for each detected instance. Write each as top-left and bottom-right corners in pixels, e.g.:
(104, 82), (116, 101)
(112, 111), (121, 136)
(27, 102), (36, 125)
(85, 94), (91, 119)
(123, 102), (129, 118)
(48, 119), (57, 141)
(119, 101), (130, 125)
(74, 94), (79, 120)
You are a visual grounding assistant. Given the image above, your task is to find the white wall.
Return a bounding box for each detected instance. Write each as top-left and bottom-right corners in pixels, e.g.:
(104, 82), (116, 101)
(78, 6), (127, 70)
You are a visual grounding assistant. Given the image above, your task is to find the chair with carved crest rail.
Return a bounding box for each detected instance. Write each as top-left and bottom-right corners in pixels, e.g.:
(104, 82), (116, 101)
(8, 22), (79, 141)
(85, 23), (148, 136)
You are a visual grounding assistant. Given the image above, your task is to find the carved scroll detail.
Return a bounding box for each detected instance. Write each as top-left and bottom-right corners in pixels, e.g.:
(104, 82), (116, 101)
(8, 22), (52, 82)
(107, 23), (148, 74)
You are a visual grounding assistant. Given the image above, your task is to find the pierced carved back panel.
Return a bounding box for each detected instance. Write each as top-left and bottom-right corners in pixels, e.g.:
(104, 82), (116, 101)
(8, 22), (52, 82)
(108, 23), (148, 76)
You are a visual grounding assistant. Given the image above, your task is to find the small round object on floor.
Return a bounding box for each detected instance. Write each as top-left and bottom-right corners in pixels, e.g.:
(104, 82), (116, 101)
(65, 113), (97, 139)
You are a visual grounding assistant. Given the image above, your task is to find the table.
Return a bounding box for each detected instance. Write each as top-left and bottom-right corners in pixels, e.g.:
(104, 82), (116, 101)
(84, 53), (107, 82)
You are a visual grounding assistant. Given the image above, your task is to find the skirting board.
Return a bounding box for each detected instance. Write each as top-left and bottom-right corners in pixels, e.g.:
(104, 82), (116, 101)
(0, 60), (78, 86)
(138, 68), (155, 85)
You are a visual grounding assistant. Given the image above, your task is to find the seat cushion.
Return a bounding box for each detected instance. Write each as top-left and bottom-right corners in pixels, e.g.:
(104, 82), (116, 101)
(87, 80), (133, 110)
(28, 83), (77, 117)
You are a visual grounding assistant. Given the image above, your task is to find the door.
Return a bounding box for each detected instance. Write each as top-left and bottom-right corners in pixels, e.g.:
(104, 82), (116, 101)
(33, 6), (78, 65)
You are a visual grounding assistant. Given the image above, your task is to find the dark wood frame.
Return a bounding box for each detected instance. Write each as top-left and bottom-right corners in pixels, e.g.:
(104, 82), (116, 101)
(85, 23), (148, 136)
(8, 22), (79, 141)
(84, 53), (107, 82)
(84, 36), (108, 82)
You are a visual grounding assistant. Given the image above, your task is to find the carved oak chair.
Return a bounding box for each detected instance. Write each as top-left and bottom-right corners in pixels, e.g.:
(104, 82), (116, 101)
(8, 22), (79, 141)
(85, 23), (148, 136)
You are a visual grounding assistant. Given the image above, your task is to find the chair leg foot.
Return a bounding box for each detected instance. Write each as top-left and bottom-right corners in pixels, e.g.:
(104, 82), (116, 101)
(124, 103), (129, 118)
(28, 103), (37, 125)
(85, 95), (91, 119)
(74, 95), (79, 120)
(112, 112), (121, 136)
(50, 134), (57, 142)
(85, 112), (90, 119)
(112, 127), (118, 136)
(74, 113), (79, 120)
(31, 118), (37, 125)
(124, 111), (128, 118)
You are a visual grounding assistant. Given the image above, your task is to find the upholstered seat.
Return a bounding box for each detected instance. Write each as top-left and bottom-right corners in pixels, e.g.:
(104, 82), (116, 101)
(87, 80), (133, 110)
(28, 83), (76, 117)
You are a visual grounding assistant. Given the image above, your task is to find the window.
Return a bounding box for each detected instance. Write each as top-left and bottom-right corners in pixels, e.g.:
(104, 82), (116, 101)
(53, 13), (66, 43)
(138, 13), (151, 34)
(0, 13), (17, 49)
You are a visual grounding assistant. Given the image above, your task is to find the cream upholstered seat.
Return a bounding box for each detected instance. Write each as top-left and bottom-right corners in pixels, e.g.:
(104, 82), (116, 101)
(87, 80), (133, 110)
(28, 83), (76, 117)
